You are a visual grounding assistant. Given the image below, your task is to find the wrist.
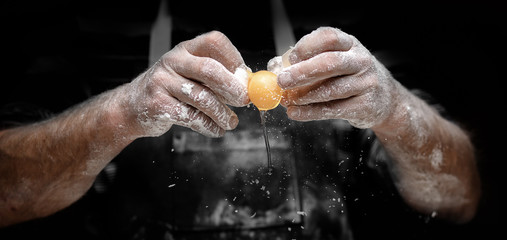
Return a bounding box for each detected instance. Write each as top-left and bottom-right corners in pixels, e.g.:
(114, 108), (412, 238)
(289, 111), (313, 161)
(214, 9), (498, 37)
(371, 83), (417, 138)
(102, 83), (142, 143)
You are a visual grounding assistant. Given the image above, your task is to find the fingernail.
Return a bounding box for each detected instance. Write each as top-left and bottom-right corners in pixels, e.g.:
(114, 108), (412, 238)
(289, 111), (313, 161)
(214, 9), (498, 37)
(282, 48), (294, 67)
(288, 50), (299, 64)
(278, 70), (292, 89)
(228, 114), (239, 129)
(287, 107), (301, 119)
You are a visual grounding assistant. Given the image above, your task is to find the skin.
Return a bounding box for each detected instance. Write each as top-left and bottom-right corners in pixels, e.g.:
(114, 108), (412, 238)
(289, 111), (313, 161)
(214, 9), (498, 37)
(278, 27), (480, 223)
(0, 28), (480, 226)
(0, 31), (248, 227)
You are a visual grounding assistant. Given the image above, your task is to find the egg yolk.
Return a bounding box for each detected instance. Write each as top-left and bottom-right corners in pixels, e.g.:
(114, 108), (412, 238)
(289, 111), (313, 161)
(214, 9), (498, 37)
(248, 70), (283, 111)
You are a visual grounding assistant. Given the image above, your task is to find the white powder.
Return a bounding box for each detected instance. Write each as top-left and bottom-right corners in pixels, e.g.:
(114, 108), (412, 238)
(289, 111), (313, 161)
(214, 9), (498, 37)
(404, 100), (430, 149)
(181, 83), (194, 95)
(178, 104), (191, 119)
(138, 111), (174, 137)
(189, 65), (250, 108)
(429, 147), (443, 171)
(296, 211), (307, 216)
(267, 56), (284, 75)
(233, 66), (249, 83)
(195, 88), (233, 130)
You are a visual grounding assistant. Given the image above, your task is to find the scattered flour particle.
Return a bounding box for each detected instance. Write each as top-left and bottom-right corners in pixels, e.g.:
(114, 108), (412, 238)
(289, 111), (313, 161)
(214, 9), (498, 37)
(296, 211), (307, 216)
(168, 184), (176, 188)
(430, 147), (443, 170)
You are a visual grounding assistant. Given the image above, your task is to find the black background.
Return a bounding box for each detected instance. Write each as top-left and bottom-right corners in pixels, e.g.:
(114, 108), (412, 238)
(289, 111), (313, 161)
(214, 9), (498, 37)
(0, 0), (502, 239)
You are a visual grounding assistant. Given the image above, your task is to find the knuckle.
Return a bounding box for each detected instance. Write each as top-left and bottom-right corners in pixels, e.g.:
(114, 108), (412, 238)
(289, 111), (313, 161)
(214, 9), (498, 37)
(362, 74), (379, 91)
(149, 66), (166, 82)
(325, 52), (344, 69)
(146, 67), (169, 93)
(316, 26), (337, 34)
(356, 55), (374, 74)
(322, 28), (341, 46)
(350, 34), (360, 46)
(361, 53), (375, 67)
(317, 27), (342, 45)
(203, 30), (227, 48)
(197, 58), (218, 80)
(160, 49), (181, 71)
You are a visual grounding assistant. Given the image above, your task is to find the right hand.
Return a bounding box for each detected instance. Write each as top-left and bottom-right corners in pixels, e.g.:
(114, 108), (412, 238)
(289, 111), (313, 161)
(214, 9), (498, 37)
(277, 27), (400, 129)
(124, 31), (250, 138)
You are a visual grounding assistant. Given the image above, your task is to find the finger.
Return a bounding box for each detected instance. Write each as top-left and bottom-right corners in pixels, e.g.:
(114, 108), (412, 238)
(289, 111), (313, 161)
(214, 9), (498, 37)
(179, 103), (226, 138)
(285, 95), (378, 128)
(164, 49), (249, 107)
(289, 27), (354, 64)
(286, 100), (341, 122)
(282, 74), (366, 106)
(182, 31), (245, 73)
(285, 98), (357, 122)
(168, 100), (226, 137)
(278, 51), (366, 89)
(145, 94), (226, 138)
(166, 75), (239, 130)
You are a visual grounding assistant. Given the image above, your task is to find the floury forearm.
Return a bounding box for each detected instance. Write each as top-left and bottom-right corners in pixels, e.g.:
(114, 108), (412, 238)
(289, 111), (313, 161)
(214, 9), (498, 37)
(273, 27), (481, 223)
(0, 85), (135, 226)
(0, 31), (251, 227)
(371, 85), (480, 223)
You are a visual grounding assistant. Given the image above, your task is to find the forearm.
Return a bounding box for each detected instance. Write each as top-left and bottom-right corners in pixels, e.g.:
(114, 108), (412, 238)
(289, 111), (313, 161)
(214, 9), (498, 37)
(0, 30), (248, 227)
(372, 84), (480, 223)
(0, 84), (135, 226)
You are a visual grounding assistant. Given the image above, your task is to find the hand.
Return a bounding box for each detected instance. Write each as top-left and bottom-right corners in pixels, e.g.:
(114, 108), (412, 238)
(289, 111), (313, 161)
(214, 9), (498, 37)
(275, 28), (481, 223)
(125, 31), (250, 137)
(278, 27), (400, 129)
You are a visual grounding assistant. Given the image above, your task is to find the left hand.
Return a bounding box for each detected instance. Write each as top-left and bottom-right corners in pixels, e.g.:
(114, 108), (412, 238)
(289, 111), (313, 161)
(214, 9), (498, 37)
(125, 31), (249, 138)
(278, 27), (401, 129)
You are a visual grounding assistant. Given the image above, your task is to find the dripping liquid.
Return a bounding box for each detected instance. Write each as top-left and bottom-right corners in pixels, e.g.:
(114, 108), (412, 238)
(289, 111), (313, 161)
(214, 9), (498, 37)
(259, 110), (273, 173)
